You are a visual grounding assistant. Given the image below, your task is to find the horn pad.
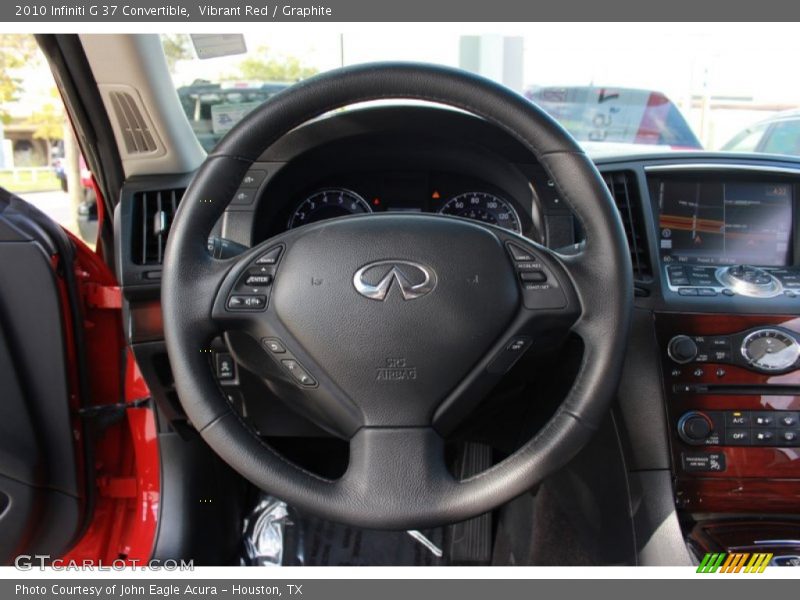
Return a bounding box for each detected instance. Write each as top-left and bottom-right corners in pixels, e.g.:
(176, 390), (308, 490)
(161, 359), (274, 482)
(272, 214), (519, 426)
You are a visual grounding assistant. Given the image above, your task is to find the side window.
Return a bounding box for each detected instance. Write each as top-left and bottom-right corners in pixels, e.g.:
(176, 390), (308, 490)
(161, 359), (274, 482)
(0, 34), (97, 248)
(761, 120), (800, 156)
(723, 124), (767, 152)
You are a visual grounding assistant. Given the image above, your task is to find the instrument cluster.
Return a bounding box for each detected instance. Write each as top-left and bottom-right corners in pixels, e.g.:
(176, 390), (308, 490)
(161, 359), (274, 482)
(282, 171), (526, 234)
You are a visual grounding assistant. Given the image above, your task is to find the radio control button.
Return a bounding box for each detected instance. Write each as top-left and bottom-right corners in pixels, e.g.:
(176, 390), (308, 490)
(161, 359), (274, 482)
(668, 335), (699, 364)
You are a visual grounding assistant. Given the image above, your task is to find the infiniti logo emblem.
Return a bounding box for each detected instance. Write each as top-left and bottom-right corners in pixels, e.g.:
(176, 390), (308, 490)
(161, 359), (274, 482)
(353, 260), (437, 301)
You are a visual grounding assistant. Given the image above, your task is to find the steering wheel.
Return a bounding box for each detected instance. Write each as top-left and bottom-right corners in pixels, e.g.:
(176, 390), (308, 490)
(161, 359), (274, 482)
(162, 63), (632, 529)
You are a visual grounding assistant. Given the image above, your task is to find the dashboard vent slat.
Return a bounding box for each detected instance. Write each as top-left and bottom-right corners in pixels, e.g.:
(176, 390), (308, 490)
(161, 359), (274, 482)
(132, 188), (185, 266)
(602, 171), (653, 282)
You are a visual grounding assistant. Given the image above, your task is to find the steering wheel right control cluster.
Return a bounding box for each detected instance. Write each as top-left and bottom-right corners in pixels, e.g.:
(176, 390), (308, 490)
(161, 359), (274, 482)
(505, 242), (566, 310)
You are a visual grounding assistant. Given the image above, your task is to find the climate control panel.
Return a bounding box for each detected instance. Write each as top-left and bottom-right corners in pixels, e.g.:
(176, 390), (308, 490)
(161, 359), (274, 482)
(677, 410), (800, 447)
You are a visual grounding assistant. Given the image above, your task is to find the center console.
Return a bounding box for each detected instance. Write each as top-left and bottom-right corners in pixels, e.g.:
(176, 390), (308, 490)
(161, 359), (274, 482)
(649, 169), (800, 516)
(658, 313), (800, 514)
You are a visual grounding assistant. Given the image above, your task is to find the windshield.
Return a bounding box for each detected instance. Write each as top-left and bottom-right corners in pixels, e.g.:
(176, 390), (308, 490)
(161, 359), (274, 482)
(161, 25), (800, 158)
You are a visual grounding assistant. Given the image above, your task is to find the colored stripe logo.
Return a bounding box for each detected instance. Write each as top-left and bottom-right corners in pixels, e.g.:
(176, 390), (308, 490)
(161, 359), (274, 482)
(697, 552), (772, 573)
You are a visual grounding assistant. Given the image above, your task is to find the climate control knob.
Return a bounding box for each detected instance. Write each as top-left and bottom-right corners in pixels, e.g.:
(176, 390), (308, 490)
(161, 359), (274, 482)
(668, 335), (698, 364)
(678, 411), (713, 444)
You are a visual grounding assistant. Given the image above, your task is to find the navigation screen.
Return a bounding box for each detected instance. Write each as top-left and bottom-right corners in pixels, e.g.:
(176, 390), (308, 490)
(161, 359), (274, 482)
(655, 179), (793, 266)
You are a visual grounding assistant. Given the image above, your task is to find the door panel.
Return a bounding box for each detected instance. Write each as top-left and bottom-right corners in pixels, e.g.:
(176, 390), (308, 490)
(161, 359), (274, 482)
(0, 191), (84, 563)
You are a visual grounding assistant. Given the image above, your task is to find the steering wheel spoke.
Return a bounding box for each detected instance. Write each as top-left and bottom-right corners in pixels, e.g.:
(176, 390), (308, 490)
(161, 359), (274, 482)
(432, 233), (582, 433)
(337, 427), (456, 526)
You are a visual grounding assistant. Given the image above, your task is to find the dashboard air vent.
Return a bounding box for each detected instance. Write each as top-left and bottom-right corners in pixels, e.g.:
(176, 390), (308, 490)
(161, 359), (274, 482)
(602, 171), (653, 282)
(108, 90), (159, 154)
(132, 189), (184, 265)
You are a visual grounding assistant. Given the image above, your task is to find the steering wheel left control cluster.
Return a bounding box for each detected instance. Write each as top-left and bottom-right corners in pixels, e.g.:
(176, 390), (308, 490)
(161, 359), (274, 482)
(226, 245), (283, 311)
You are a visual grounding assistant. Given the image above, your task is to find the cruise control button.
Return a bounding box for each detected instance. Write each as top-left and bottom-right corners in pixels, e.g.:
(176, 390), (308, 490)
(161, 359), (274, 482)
(262, 338), (286, 354)
(245, 274), (273, 286)
(507, 243), (535, 262)
(281, 359), (316, 386)
(256, 247), (282, 265)
(516, 261), (543, 271)
(519, 271), (547, 283)
(227, 295), (266, 310)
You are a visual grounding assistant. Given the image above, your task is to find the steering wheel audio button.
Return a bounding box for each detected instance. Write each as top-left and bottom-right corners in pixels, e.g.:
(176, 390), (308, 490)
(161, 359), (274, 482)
(256, 247), (282, 265)
(227, 295), (266, 310)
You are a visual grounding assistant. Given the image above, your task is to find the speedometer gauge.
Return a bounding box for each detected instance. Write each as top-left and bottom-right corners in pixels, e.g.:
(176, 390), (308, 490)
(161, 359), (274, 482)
(289, 188), (372, 229)
(438, 192), (521, 233)
(741, 329), (800, 372)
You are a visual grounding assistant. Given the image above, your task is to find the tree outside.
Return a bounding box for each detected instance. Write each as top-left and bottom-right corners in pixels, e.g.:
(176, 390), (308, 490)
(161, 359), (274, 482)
(227, 47), (319, 82)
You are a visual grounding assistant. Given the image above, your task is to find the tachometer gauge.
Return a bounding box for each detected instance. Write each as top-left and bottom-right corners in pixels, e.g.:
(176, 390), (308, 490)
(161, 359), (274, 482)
(741, 329), (800, 372)
(438, 192), (521, 233)
(289, 188), (372, 229)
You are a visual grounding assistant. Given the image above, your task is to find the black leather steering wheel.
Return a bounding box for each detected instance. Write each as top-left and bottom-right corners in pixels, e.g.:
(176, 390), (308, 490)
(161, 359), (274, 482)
(162, 63), (633, 529)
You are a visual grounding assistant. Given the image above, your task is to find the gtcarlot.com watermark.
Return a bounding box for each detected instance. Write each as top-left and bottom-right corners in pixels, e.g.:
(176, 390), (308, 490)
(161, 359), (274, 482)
(14, 555), (194, 571)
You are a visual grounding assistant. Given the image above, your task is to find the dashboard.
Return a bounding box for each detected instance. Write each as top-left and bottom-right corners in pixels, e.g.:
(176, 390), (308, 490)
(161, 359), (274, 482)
(116, 104), (800, 560)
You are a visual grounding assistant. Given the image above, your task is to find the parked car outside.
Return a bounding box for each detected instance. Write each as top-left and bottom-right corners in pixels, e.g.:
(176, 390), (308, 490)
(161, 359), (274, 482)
(526, 85), (702, 150)
(721, 109), (800, 156)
